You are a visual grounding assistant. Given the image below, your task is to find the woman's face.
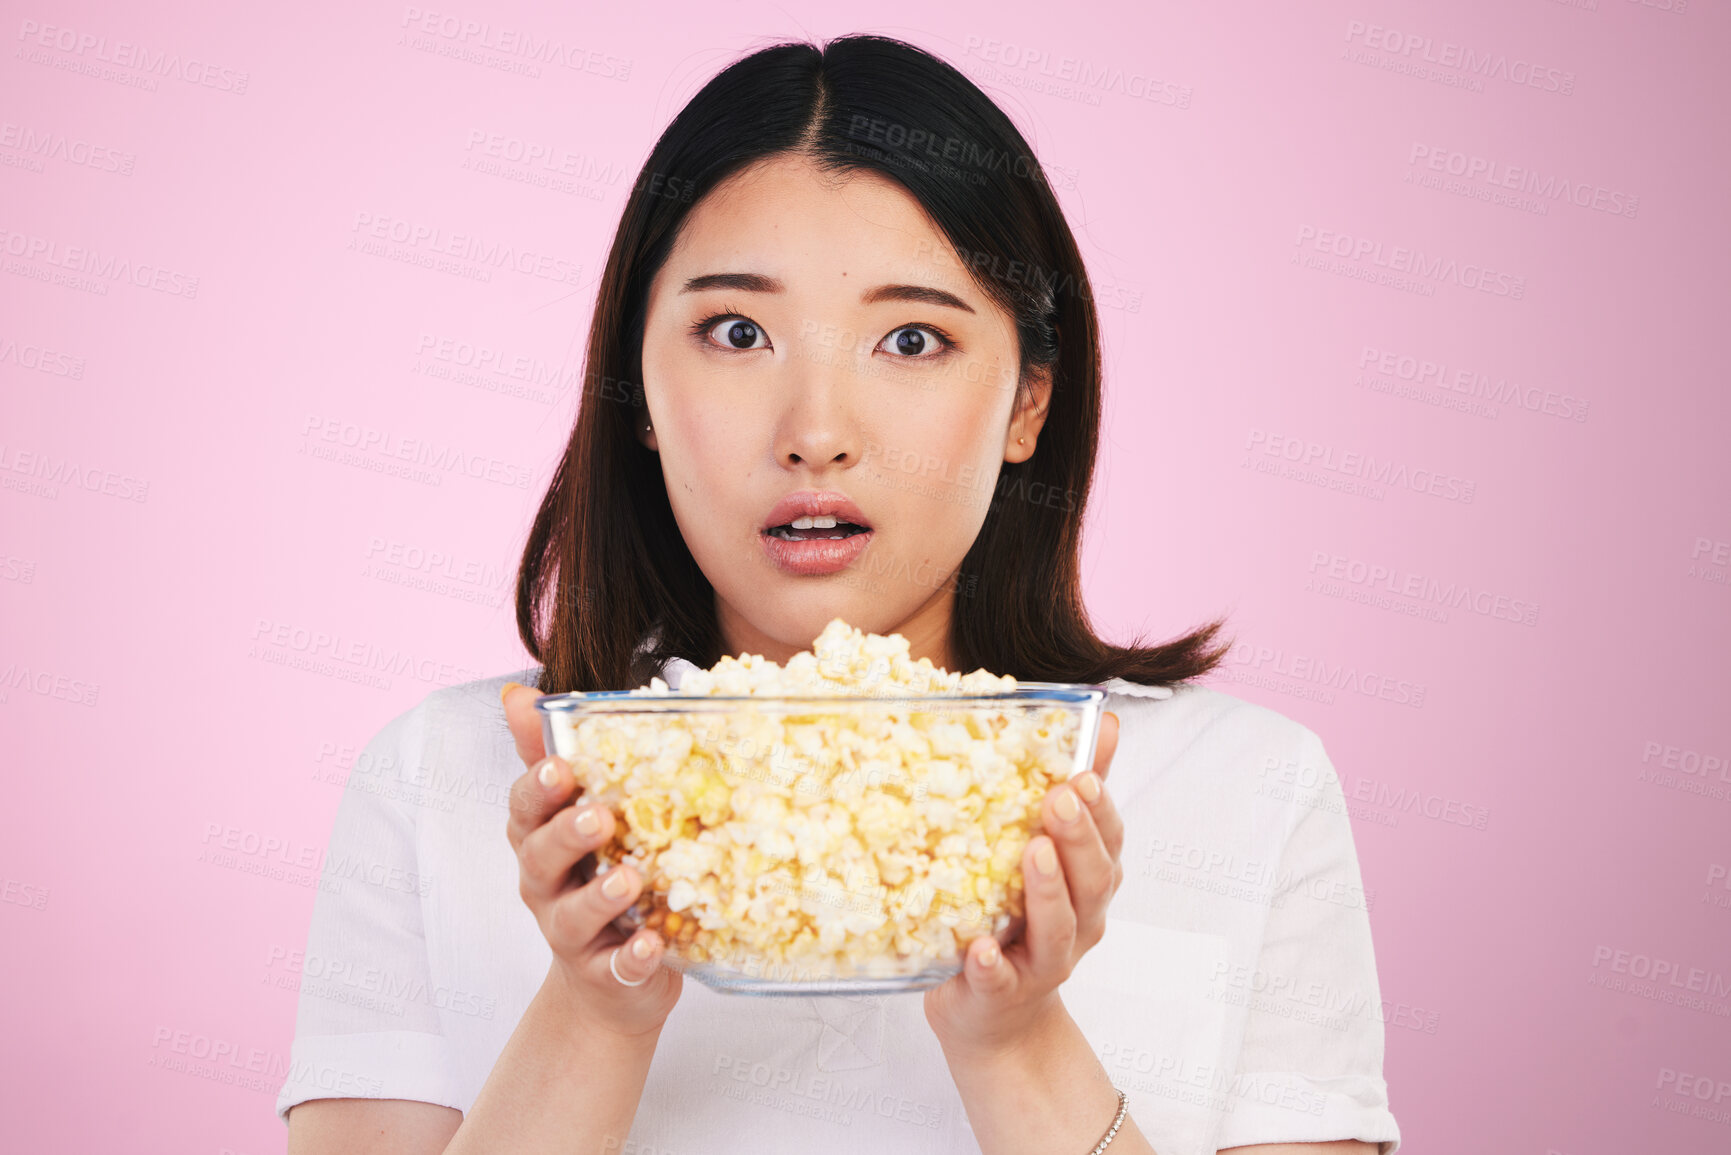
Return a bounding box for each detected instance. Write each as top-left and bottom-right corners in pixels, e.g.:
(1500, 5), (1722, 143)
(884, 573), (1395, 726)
(638, 152), (1050, 667)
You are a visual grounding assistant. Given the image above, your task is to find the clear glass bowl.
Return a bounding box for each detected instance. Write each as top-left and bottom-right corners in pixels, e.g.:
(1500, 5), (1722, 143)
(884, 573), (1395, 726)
(536, 684), (1107, 995)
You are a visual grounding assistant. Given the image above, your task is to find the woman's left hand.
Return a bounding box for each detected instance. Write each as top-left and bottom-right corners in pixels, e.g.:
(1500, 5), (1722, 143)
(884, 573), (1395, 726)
(924, 710), (1123, 1055)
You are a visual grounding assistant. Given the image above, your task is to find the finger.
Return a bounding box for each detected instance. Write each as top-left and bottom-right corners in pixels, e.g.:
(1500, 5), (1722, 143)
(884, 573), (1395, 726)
(519, 800), (616, 903)
(601, 927), (669, 987)
(1069, 770), (1124, 863)
(1019, 834), (1078, 983)
(1091, 710), (1120, 783)
(1043, 783), (1115, 949)
(958, 932), (1019, 998)
(506, 755), (581, 851)
(544, 863), (643, 957)
(502, 681), (547, 768)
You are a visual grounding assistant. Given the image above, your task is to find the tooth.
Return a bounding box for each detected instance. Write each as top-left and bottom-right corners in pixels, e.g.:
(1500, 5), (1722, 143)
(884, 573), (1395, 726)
(791, 516), (814, 529)
(811, 515), (838, 529)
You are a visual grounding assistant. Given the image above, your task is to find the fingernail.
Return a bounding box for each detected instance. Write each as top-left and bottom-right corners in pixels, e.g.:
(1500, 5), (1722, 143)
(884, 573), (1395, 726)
(501, 681), (524, 706)
(1034, 838), (1059, 877)
(574, 807), (600, 836)
(1074, 772), (1101, 804)
(978, 939), (1001, 968)
(536, 758), (560, 789)
(631, 936), (654, 960)
(1105, 710), (1119, 727)
(1053, 788), (1080, 824)
(602, 869), (632, 899)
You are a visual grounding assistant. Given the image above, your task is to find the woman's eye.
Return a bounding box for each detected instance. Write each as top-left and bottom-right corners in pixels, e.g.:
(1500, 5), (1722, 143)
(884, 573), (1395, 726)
(878, 325), (945, 358)
(703, 317), (770, 350)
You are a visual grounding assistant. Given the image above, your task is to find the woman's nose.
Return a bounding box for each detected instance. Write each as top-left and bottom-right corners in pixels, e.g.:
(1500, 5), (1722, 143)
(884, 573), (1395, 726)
(775, 335), (862, 467)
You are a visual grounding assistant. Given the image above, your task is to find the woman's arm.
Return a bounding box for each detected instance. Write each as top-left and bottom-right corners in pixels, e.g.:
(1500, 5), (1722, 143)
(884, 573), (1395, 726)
(941, 1011), (1370, 1155)
(926, 714), (1151, 1153)
(440, 964), (664, 1153)
(284, 1066), (1387, 1155)
(437, 686), (683, 1153)
(928, 713), (1384, 1155)
(939, 993), (1157, 1154)
(938, 1002), (1381, 1155)
(287, 685), (682, 1155)
(286, 971), (662, 1155)
(287, 1098), (461, 1155)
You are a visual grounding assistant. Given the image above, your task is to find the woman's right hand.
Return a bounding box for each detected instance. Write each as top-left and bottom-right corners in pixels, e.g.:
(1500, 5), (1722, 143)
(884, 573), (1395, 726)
(501, 682), (682, 1039)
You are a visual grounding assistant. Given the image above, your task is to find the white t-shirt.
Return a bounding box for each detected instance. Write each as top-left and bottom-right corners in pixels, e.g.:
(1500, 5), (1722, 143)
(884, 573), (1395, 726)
(274, 662), (1401, 1154)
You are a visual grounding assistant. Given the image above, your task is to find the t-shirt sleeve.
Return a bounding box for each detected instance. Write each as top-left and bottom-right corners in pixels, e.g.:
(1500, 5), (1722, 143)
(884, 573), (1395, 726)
(1213, 728), (1402, 1153)
(274, 698), (463, 1124)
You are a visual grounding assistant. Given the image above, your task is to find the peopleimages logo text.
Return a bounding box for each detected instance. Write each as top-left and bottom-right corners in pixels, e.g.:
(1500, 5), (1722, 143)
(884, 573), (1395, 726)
(1308, 551), (1540, 627)
(1245, 429), (1476, 504)
(1295, 226), (1525, 299)
(1225, 642), (1427, 708)
(1358, 346), (1588, 422)
(349, 212), (583, 285)
(960, 36), (1192, 108)
(0, 443), (150, 502)
(397, 9), (631, 80)
(1408, 145), (1637, 219)
(1344, 21), (1575, 95)
(0, 226), (200, 298)
(16, 19), (251, 93)
(300, 416), (533, 489)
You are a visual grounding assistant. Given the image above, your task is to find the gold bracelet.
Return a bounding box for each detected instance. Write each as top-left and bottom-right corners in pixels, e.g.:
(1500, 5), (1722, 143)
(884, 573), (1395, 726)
(1088, 1088), (1129, 1154)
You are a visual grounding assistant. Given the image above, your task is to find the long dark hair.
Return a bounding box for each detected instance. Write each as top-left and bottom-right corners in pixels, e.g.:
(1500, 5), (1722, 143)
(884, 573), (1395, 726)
(516, 34), (1228, 693)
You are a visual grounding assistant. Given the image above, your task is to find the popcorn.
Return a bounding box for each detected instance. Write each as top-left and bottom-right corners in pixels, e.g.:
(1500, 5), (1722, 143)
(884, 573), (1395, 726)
(564, 619), (1084, 981)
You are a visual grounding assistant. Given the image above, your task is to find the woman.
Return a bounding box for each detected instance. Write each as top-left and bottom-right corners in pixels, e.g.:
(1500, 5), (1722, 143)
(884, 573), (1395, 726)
(278, 34), (1399, 1155)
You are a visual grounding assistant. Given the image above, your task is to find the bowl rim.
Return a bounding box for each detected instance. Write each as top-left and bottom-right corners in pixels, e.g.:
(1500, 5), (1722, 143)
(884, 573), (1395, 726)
(534, 681), (1109, 713)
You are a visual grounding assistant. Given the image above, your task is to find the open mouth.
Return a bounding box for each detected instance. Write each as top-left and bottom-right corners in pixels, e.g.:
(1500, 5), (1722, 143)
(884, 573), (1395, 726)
(764, 516), (872, 542)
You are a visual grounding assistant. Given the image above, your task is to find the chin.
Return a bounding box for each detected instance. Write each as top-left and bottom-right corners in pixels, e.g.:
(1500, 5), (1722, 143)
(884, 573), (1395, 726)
(720, 586), (863, 654)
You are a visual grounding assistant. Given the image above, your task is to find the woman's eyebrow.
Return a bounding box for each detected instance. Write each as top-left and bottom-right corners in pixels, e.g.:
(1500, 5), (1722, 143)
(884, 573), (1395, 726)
(678, 273), (975, 314)
(681, 272), (783, 294)
(861, 284), (976, 313)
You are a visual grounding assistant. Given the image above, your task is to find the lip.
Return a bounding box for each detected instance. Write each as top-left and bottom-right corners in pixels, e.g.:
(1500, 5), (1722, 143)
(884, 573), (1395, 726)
(759, 490), (873, 534)
(759, 489), (875, 577)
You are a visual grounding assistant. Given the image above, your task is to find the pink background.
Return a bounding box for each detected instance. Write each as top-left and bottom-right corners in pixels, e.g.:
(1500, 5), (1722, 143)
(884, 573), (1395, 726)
(3, 2), (1728, 1152)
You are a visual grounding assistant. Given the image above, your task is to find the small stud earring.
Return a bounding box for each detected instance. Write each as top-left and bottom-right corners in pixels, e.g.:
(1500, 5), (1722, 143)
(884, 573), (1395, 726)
(1018, 437), (1025, 444)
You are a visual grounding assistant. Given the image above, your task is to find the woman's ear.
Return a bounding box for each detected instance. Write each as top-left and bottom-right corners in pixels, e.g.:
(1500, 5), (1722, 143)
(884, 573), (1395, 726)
(634, 409), (659, 452)
(1003, 366), (1053, 464)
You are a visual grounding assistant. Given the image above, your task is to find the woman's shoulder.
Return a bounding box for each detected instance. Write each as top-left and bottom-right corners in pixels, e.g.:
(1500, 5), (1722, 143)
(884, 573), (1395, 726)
(359, 666), (545, 770)
(422, 666), (543, 715)
(402, 666), (543, 722)
(1103, 677), (1320, 752)
(1099, 678), (1327, 802)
